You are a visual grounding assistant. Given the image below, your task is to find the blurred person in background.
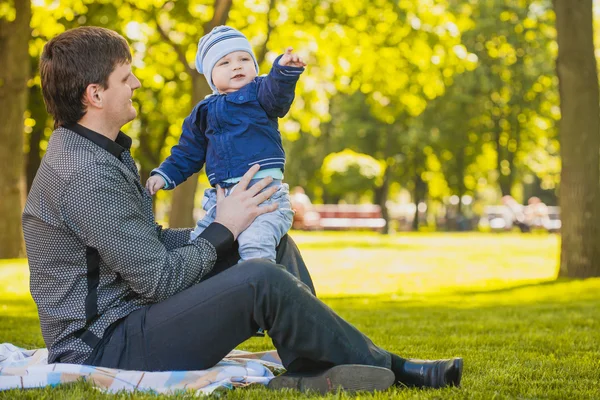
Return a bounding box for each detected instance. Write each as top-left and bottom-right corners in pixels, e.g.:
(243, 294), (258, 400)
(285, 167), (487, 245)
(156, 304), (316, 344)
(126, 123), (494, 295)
(501, 195), (530, 233)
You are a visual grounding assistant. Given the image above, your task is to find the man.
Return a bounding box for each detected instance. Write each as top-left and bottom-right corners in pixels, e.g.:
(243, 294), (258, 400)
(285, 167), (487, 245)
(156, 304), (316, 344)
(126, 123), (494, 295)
(23, 26), (463, 394)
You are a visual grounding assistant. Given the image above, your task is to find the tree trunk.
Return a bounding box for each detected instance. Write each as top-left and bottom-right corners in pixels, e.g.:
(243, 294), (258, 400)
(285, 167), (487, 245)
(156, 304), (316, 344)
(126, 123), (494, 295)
(168, 0), (231, 228)
(554, 0), (600, 278)
(169, 75), (212, 228)
(0, 1), (31, 258)
(25, 121), (43, 193)
(411, 183), (420, 231)
(25, 82), (48, 193)
(494, 116), (512, 196)
(456, 148), (465, 216)
(375, 164), (391, 234)
(506, 104), (521, 197)
(412, 171), (426, 232)
(411, 150), (426, 232)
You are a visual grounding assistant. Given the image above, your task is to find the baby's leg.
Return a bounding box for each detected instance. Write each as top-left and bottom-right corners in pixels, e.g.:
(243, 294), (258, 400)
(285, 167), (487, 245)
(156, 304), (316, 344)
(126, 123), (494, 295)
(189, 188), (218, 242)
(237, 183), (294, 263)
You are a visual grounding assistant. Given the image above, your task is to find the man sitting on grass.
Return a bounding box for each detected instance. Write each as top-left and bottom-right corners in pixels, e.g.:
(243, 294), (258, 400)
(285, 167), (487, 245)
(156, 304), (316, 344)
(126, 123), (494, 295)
(22, 26), (463, 394)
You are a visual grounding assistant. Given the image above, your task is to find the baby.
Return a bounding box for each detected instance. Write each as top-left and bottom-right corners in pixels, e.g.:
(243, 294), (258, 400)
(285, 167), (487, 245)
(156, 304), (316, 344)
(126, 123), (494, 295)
(146, 25), (306, 263)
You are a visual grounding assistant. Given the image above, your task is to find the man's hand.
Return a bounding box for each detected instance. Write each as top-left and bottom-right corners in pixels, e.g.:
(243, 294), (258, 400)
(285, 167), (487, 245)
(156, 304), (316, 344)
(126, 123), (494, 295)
(146, 175), (166, 195)
(214, 164), (279, 239)
(278, 47), (306, 68)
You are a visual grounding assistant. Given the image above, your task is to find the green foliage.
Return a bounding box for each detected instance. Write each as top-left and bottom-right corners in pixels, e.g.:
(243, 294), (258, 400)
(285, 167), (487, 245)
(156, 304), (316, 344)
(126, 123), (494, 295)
(0, 1), (16, 21)
(404, 0), (560, 207)
(22, 0), (569, 221)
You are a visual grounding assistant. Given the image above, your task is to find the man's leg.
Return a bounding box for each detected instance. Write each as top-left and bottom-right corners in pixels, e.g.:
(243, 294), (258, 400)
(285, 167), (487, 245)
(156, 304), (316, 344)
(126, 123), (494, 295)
(201, 233), (315, 339)
(275, 234), (316, 296)
(89, 258), (461, 391)
(201, 234), (316, 296)
(89, 260), (390, 371)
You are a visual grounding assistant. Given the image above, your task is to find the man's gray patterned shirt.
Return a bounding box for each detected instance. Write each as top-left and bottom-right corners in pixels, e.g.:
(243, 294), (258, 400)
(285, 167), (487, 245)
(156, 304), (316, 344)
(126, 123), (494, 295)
(22, 124), (233, 364)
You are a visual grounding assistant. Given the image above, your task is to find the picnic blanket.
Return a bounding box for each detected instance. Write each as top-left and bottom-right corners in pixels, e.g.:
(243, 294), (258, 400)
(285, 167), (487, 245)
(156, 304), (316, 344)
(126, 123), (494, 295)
(0, 343), (285, 395)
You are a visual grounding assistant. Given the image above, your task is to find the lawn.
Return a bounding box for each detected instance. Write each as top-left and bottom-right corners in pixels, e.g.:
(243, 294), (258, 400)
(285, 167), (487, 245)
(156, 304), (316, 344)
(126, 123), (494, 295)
(1, 232), (599, 399)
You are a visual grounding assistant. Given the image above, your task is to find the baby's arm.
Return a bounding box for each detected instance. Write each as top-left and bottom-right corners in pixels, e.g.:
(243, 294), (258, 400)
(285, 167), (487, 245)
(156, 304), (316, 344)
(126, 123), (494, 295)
(278, 47), (307, 68)
(149, 102), (208, 190)
(256, 47), (306, 118)
(146, 175), (166, 195)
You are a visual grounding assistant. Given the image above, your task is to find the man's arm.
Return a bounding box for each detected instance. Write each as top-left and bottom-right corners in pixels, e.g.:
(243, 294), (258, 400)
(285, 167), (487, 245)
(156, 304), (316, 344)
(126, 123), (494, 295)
(151, 101), (208, 189)
(155, 225), (194, 250)
(61, 163), (233, 302)
(256, 52), (305, 118)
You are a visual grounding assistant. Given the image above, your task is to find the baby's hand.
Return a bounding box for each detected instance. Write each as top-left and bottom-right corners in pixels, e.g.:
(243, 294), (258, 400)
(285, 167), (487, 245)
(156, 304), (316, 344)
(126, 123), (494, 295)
(279, 47), (306, 68)
(146, 175), (166, 195)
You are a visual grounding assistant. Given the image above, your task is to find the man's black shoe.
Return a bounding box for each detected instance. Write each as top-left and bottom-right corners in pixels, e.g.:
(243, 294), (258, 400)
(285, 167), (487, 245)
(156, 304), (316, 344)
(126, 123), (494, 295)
(398, 357), (463, 388)
(267, 364), (395, 394)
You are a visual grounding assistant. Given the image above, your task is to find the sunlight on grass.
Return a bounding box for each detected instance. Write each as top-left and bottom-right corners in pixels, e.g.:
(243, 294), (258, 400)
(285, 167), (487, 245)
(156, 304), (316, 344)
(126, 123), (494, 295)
(2, 232), (600, 399)
(0, 259), (30, 298)
(0, 232), (562, 341)
(291, 231), (560, 296)
(0, 231), (561, 350)
(0, 232), (560, 301)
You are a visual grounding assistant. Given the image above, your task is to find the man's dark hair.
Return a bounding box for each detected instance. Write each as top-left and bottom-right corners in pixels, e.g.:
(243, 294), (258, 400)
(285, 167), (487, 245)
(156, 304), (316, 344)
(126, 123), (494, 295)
(40, 26), (132, 127)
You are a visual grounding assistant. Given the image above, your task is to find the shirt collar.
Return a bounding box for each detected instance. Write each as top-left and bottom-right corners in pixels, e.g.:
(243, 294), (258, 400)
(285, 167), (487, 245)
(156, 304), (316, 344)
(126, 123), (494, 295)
(64, 123), (132, 159)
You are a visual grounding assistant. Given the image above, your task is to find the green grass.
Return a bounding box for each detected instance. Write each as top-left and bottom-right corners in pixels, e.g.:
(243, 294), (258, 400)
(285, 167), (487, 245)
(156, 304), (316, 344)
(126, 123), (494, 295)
(2, 232), (599, 399)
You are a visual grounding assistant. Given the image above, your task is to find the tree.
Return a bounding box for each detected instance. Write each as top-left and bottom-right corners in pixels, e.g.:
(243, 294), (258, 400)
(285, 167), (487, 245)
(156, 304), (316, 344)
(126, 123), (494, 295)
(14, 0), (570, 241)
(554, 0), (600, 278)
(313, 0), (476, 233)
(0, 0), (31, 258)
(146, 0), (231, 228)
(25, 1), (120, 193)
(320, 149), (385, 203)
(25, 57), (49, 193)
(446, 0), (558, 200)
(124, 0), (286, 228)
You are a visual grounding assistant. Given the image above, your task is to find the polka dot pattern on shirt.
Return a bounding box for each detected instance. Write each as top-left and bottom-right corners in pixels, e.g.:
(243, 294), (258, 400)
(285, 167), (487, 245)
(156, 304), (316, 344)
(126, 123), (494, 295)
(23, 127), (217, 364)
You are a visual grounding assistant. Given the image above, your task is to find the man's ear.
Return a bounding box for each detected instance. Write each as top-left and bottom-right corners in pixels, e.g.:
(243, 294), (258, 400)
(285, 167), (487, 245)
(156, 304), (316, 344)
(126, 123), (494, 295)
(83, 84), (103, 109)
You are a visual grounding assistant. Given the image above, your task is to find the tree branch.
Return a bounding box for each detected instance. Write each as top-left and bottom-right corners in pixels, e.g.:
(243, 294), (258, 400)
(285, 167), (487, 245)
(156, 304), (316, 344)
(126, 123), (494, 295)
(154, 20), (193, 74)
(152, 0), (233, 73)
(126, 1), (194, 74)
(256, 0), (277, 65)
(204, 0), (233, 33)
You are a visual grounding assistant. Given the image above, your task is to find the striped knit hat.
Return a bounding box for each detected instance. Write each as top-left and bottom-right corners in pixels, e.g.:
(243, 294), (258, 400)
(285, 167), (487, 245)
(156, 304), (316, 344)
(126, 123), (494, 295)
(195, 25), (259, 93)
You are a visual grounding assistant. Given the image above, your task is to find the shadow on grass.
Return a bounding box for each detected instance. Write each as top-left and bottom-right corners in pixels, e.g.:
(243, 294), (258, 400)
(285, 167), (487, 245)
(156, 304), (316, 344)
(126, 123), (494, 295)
(449, 277), (565, 296)
(316, 279), (564, 302)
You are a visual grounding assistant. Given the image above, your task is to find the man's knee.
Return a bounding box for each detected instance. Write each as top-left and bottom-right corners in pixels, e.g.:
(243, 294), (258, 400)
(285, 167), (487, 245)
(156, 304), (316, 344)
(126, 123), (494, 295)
(241, 259), (296, 286)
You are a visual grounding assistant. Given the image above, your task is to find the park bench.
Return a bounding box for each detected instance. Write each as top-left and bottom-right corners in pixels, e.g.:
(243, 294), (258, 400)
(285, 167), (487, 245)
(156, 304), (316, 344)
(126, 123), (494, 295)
(312, 204), (386, 232)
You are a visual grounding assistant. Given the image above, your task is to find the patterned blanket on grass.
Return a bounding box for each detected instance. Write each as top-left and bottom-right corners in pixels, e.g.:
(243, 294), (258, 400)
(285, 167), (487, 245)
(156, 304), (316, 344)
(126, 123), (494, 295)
(0, 343), (284, 395)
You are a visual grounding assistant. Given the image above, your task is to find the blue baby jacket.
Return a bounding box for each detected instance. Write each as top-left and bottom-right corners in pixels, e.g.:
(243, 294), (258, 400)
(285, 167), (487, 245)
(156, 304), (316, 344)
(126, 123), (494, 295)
(152, 55), (304, 188)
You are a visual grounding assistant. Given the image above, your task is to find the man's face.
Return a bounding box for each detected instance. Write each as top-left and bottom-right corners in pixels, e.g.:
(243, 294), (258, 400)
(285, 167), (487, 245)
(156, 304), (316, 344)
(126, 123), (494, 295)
(102, 62), (141, 126)
(211, 51), (257, 94)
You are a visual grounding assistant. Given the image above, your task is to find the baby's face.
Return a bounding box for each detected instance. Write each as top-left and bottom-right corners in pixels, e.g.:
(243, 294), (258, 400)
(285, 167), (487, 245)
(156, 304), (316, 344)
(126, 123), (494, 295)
(212, 51), (257, 94)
